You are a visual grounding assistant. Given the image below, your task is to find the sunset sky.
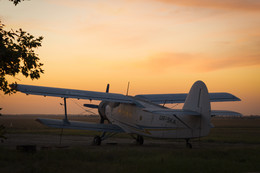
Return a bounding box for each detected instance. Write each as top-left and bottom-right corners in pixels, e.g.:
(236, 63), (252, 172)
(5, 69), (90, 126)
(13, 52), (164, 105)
(0, 0), (259, 115)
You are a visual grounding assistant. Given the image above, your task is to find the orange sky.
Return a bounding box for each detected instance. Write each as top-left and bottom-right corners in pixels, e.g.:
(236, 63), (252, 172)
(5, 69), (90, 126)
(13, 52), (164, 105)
(0, 0), (259, 115)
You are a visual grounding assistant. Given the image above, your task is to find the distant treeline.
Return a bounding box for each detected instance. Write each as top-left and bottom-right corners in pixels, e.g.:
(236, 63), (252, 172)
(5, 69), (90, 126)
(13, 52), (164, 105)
(1, 114), (99, 117)
(1, 114), (260, 119)
(213, 115), (260, 119)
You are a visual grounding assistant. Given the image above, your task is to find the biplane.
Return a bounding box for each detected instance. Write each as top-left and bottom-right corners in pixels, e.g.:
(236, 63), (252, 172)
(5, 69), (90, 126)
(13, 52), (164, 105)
(13, 80), (241, 148)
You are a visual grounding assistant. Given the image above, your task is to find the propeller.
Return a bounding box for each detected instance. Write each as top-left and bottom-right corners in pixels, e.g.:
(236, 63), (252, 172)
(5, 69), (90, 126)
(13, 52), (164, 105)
(83, 104), (99, 109)
(83, 84), (110, 124)
(99, 83), (110, 124)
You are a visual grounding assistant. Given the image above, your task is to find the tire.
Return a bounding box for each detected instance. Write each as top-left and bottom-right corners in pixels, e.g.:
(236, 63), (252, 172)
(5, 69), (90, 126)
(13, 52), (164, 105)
(93, 136), (101, 145)
(136, 135), (144, 145)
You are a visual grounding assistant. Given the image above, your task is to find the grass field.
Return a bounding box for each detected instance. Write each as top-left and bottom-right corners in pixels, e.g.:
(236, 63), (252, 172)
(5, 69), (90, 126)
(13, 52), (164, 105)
(0, 115), (260, 173)
(1, 145), (260, 173)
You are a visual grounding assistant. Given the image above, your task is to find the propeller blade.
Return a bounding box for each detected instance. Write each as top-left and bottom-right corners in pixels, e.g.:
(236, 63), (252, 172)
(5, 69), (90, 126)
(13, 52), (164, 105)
(106, 84), (110, 93)
(83, 104), (99, 109)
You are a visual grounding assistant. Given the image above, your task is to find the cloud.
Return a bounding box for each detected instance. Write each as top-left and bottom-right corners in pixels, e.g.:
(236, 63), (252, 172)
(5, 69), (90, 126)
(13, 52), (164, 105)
(152, 0), (260, 12)
(133, 52), (260, 73)
(203, 55), (260, 71)
(134, 53), (196, 72)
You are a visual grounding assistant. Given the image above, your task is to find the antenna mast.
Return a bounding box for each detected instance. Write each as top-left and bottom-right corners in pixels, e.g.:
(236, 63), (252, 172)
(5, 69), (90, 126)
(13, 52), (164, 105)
(126, 82), (130, 96)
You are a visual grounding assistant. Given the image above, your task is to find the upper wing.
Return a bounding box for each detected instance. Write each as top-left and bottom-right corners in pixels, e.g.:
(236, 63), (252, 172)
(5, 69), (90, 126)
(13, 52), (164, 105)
(14, 84), (240, 104)
(135, 93), (241, 104)
(37, 118), (124, 133)
(14, 84), (133, 103)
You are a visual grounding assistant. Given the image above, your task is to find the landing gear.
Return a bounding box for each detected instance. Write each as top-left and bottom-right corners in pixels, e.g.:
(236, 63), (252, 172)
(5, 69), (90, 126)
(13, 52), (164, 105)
(186, 138), (192, 149)
(92, 132), (118, 146)
(136, 135), (144, 145)
(93, 135), (101, 145)
(130, 134), (144, 145)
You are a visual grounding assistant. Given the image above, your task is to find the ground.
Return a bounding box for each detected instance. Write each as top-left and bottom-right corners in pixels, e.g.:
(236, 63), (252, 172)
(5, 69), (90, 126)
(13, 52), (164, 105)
(0, 115), (260, 173)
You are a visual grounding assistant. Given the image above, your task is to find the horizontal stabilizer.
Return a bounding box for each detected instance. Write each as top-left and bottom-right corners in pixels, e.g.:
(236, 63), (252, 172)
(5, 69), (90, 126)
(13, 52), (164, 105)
(143, 108), (242, 117)
(143, 108), (201, 116)
(36, 118), (124, 133)
(211, 110), (242, 117)
(136, 92), (240, 104)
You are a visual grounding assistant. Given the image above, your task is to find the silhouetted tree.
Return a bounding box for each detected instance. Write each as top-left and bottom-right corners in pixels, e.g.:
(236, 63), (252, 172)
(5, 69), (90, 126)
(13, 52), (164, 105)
(0, 0), (43, 142)
(0, 125), (7, 143)
(9, 0), (24, 6)
(0, 21), (44, 94)
(1, 0), (44, 94)
(0, 108), (6, 142)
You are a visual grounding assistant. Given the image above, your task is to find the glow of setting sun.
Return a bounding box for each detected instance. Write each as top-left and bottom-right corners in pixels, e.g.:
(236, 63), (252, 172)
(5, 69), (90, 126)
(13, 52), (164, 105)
(0, 0), (260, 115)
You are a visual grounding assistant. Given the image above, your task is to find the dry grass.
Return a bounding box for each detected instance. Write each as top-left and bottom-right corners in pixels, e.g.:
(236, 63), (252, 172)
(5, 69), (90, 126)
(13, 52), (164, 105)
(0, 144), (260, 173)
(1, 115), (260, 173)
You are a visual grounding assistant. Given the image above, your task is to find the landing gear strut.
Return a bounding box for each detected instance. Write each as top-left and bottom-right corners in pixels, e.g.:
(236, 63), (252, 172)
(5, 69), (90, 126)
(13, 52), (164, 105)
(136, 135), (144, 145)
(186, 138), (192, 149)
(130, 134), (144, 145)
(92, 132), (118, 146)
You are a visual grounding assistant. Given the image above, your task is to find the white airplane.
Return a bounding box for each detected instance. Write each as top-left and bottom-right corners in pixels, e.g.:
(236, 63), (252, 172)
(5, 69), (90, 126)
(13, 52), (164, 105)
(13, 80), (241, 148)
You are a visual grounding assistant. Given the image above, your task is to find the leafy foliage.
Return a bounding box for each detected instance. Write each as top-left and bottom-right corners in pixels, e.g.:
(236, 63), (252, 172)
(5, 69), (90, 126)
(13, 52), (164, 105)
(0, 22), (44, 94)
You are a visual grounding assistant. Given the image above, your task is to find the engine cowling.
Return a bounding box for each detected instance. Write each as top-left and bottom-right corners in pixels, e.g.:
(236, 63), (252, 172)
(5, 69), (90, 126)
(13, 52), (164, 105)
(98, 101), (109, 123)
(98, 101), (120, 123)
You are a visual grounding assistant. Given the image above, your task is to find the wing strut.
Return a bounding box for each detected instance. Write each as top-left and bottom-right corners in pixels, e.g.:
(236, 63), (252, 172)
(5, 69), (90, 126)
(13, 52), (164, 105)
(60, 97), (68, 145)
(64, 98), (68, 122)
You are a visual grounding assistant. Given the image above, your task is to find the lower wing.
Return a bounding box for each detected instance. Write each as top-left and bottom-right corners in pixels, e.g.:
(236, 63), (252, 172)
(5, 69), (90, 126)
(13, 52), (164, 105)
(135, 93), (241, 104)
(37, 118), (124, 133)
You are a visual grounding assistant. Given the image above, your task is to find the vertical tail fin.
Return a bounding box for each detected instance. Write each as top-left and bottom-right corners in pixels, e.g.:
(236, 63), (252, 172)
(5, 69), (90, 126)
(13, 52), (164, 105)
(183, 81), (211, 136)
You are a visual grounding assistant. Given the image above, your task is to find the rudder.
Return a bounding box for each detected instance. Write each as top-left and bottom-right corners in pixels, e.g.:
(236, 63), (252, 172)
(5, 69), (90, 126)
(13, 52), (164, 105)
(183, 81), (211, 137)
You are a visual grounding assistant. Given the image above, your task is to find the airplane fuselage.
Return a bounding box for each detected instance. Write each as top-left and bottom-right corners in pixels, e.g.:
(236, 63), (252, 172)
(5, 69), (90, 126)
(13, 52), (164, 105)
(15, 81), (239, 146)
(105, 97), (207, 139)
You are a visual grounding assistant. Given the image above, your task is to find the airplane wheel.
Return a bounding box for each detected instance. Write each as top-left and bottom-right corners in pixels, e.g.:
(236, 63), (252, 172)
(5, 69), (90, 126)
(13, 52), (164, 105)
(93, 136), (101, 146)
(136, 135), (144, 145)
